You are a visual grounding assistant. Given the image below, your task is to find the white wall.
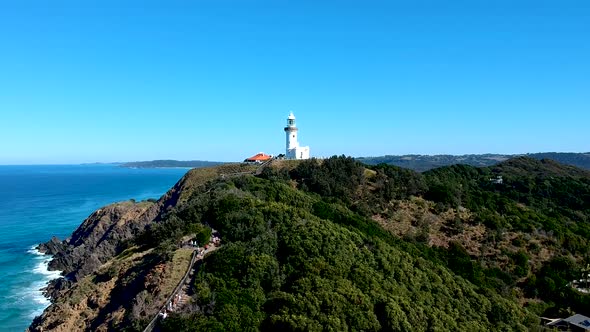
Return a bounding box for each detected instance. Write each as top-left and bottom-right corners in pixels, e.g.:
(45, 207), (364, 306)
(287, 146), (310, 160)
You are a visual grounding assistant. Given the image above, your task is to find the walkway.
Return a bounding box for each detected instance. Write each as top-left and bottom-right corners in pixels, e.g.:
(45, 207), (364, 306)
(142, 241), (220, 332)
(220, 158), (275, 179)
(170, 245), (220, 313)
(143, 162), (269, 331)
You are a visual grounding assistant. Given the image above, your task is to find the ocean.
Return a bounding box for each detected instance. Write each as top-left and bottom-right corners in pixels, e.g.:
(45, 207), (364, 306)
(0, 164), (189, 331)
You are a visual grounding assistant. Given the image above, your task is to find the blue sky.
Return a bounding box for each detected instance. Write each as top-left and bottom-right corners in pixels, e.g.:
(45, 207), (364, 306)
(0, 0), (588, 164)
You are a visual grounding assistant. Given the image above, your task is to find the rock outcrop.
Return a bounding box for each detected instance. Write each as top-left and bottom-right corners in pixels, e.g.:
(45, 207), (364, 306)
(37, 164), (205, 281)
(45, 201), (155, 281)
(37, 236), (67, 255)
(28, 164), (258, 331)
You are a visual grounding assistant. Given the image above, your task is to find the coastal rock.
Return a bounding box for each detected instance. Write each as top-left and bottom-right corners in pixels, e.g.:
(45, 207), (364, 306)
(42, 277), (73, 301)
(41, 167), (202, 281)
(37, 236), (67, 256)
(28, 166), (238, 331)
(48, 200), (157, 281)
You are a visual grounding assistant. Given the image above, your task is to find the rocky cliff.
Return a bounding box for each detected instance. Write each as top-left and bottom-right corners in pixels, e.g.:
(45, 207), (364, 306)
(28, 163), (258, 331)
(48, 201), (155, 280)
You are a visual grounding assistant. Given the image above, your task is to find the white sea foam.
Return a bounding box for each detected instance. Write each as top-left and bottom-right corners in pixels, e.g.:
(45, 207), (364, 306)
(26, 246), (62, 309)
(32, 259), (62, 279)
(31, 287), (50, 306)
(12, 280), (51, 306)
(27, 245), (45, 256)
(0, 247), (64, 324)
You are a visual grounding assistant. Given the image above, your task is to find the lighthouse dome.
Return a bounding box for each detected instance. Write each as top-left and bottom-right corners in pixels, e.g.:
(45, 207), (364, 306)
(288, 112), (296, 120)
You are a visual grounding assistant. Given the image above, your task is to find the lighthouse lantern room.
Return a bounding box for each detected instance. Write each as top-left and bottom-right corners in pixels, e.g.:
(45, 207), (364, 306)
(284, 112), (310, 160)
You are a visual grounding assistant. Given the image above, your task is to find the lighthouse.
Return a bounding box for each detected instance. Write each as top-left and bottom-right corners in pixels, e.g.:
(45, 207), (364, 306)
(284, 112), (310, 160)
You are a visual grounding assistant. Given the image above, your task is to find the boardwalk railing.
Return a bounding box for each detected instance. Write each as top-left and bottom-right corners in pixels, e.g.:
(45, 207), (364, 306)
(255, 158), (275, 175)
(219, 158), (275, 179)
(142, 250), (198, 332)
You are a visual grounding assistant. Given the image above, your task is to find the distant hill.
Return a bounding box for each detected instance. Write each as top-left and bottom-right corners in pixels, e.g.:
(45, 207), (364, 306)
(120, 160), (225, 168)
(357, 152), (590, 172)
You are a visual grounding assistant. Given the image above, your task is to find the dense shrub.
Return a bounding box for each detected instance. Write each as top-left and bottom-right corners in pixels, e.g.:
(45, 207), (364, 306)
(157, 172), (532, 331)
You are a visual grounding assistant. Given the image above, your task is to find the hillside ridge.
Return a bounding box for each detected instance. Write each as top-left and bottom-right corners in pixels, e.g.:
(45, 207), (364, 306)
(357, 152), (590, 171)
(29, 156), (590, 331)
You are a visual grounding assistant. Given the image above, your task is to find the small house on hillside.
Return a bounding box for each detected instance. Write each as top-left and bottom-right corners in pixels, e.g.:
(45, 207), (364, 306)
(245, 152), (273, 163)
(544, 314), (590, 331)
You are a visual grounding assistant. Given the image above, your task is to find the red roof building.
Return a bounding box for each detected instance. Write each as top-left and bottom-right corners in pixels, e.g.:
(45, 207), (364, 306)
(245, 152), (273, 163)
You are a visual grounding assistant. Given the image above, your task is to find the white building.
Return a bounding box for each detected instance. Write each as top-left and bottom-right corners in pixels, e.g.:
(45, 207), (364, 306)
(284, 112), (310, 160)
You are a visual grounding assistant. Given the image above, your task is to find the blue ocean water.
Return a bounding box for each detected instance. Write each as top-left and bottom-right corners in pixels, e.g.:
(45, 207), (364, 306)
(0, 164), (188, 331)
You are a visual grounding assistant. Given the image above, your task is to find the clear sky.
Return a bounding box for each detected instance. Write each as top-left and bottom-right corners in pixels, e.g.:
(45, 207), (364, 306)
(0, 0), (588, 164)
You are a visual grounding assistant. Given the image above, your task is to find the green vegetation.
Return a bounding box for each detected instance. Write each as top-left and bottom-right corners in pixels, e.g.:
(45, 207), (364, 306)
(158, 175), (530, 331)
(195, 226), (212, 246)
(397, 157), (590, 315)
(124, 155), (590, 331)
(357, 152), (590, 171)
(160, 248), (194, 296)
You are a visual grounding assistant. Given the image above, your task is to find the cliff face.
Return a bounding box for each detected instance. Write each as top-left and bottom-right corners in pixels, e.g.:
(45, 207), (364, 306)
(29, 164), (258, 331)
(37, 165), (201, 282)
(48, 201), (155, 280)
(29, 246), (194, 332)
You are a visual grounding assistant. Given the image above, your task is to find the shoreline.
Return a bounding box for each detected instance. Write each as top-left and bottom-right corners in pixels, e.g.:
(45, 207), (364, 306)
(26, 245), (62, 319)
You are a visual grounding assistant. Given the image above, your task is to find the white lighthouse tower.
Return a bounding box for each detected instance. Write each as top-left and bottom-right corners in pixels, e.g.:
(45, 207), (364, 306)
(284, 112), (310, 160)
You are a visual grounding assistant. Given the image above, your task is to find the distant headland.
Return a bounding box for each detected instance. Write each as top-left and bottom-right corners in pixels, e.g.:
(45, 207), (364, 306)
(120, 160), (225, 169)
